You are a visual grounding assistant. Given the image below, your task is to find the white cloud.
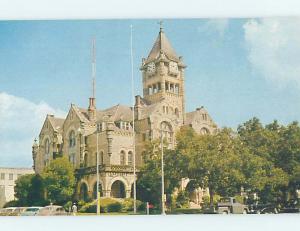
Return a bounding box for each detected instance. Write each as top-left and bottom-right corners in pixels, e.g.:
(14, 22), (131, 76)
(243, 18), (300, 88)
(0, 92), (65, 167)
(201, 18), (229, 37)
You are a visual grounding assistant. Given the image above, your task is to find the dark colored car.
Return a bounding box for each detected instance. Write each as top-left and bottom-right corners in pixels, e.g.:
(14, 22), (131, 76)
(248, 203), (279, 214)
(279, 199), (300, 213)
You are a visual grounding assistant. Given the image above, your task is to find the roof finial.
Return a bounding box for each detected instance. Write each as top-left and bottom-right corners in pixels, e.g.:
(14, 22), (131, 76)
(158, 20), (164, 32)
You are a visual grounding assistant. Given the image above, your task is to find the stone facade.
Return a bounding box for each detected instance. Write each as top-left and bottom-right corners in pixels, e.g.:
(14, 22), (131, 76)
(32, 26), (217, 203)
(0, 168), (34, 208)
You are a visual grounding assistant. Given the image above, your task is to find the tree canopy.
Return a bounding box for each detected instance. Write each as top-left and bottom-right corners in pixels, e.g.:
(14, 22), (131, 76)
(42, 156), (75, 205)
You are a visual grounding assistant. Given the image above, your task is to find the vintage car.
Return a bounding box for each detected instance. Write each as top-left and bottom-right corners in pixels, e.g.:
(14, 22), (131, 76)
(38, 205), (67, 216)
(20, 207), (44, 216)
(248, 203), (279, 214)
(279, 199), (300, 213)
(217, 197), (249, 214)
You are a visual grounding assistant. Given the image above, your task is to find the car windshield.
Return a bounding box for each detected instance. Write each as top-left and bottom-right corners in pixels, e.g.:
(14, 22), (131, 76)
(26, 208), (39, 212)
(219, 198), (231, 203)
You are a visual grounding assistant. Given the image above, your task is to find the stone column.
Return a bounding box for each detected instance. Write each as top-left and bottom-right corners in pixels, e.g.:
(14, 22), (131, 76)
(126, 190), (131, 198)
(103, 190), (111, 197)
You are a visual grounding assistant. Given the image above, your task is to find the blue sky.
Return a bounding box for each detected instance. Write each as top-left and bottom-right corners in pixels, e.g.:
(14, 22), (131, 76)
(1, 18), (300, 167)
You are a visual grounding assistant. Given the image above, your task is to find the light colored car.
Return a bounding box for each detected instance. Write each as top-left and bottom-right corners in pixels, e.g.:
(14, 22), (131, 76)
(39, 205), (67, 216)
(217, 197), (249, 214)
(20, 207), (44, 216)
(0, 207), (16, 216)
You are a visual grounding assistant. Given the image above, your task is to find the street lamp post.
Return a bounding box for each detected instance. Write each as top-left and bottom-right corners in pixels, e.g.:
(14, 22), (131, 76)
(160, 126), (166, 215)
(96, 124), (100, 215)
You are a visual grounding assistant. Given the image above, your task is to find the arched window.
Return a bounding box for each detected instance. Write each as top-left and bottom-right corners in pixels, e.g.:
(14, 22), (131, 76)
(175, 108), (179, 117)
(200, 127), (210, 135)
(161, 121), (173, 144)
(84, 153), (88, 167)
(120, 150), (126, 165)
(69, 130), (76, 147)
(128, 151), (133, 166)
(96, 151), (104, 165)
(44, 138), (50, 155)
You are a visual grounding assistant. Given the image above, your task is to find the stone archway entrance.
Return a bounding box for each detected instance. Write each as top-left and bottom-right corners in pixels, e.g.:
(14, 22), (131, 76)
(79, 183), (89, 202)
(185, 180), (198, 204)
(110, 180), (126, 198)
(93, 183), (103, 199)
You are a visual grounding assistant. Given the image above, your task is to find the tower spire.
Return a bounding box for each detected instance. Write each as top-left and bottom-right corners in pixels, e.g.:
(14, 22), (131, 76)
(92, 37), (96, 98)
(88, 37), (97, 122)
(159, 20), (164, 32)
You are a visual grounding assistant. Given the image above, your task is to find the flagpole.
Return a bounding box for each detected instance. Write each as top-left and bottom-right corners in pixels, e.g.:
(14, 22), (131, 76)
(130, 24), (137, 214)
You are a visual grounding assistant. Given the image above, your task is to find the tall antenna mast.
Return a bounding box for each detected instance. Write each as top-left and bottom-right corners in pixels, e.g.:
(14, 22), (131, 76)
(92, 37), (96, 98)
(130, 25), (137, 214)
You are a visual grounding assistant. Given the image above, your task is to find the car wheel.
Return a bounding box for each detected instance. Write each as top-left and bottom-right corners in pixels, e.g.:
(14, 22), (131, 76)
(222, 211), (228, 214)
(243, 209), (247, 214)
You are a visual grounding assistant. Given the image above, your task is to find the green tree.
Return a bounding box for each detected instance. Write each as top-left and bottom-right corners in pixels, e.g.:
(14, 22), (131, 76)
(14, 174), (34, 206)
(137, 140), (186, 207)
(238, 118), (291, 203)
(14, 174), (46, 206)
(42, 156), (75, 205)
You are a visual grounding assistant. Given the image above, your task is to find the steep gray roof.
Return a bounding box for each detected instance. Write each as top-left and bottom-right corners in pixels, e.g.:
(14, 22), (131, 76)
(185, 107), (214, 125)
(47, 116), (65, 132)
(146, 28), (179, 63)
(96, 104), (133, 122)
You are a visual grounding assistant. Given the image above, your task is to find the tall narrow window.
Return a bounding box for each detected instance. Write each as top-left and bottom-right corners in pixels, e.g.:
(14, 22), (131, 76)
(161, 121), (173, 145)
(128, 151), (133, 166)
(120, 150), (126, 165)
(69, 130), (76, 147)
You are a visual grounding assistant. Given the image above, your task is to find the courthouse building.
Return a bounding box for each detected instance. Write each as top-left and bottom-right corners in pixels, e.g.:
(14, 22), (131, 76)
(32, 25), (217, 203)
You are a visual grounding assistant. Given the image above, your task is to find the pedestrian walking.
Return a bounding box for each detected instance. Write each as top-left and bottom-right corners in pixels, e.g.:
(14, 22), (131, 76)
(72, 203), (77, 216)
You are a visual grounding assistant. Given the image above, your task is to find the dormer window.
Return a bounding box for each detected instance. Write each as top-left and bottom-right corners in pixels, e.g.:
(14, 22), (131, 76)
(97, 122), (105, 132)
(116, 121), (131, 130)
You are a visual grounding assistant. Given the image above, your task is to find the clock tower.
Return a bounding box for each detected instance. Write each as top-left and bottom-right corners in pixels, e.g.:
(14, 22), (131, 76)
(140, 24), (187, 123)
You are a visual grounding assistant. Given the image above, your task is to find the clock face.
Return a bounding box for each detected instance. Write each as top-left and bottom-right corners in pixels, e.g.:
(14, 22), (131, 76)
(147, 62), (156, 75)
(169, 61), (178, 74)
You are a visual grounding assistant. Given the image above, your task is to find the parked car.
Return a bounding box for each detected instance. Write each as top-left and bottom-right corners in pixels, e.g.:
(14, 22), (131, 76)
(9, 207), (27, 216)
(0, 207), (27, 216)
(39, 205), (67, 216)
(248, 203), (279, 214)
(20, 207), (44, 216)
(279, 199), (300, 213)
(0, 207), (16, 216)
(217, 197), (249, 214)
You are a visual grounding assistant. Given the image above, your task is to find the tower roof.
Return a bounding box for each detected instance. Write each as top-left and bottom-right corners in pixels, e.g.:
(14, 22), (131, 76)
(146, 26), (179, 63)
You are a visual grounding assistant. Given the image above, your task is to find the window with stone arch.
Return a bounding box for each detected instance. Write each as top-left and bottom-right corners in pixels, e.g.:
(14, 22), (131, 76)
(44, 138), (50, 155)
(175, 108), (179, 117)
(128, 151), (133, 166)
(95, 151), (104, 165)
(120, 150), (126, 165)
(200, 127), (210, 135)
(69, 130), (76, 147)
(160, 121), (173, 144)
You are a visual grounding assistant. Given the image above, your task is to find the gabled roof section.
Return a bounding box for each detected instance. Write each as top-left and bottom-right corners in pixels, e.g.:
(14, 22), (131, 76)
(71, 104), (90, 123)
(48, 116), (65, 132)
(96, 104), (133, 122)
(146, 27), (179, 63)
(185, 106), (215, 125)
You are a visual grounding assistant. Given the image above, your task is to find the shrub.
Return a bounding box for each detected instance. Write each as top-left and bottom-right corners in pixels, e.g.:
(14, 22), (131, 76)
(4, 200), (20, 208)
(176, 191), (190, 208)
(121, 198), (145, 212)
(79, 198), (121, 213)
(107, 202), (122, 212)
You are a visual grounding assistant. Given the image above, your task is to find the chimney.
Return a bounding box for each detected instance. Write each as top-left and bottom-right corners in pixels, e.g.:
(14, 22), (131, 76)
(135, 95), (142, 120)
(88, 97), (96, 122)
